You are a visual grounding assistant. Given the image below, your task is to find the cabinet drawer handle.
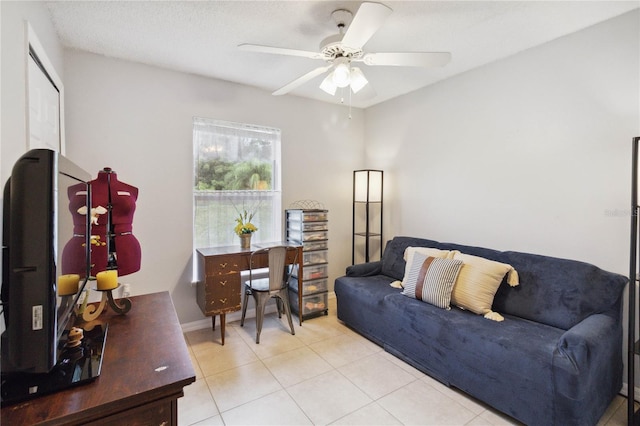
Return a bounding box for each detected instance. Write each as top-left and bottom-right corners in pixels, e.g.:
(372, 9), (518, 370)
(219, 298), (227, 304)
(219, 262), (228, 268)
(219, 280), (227, 286)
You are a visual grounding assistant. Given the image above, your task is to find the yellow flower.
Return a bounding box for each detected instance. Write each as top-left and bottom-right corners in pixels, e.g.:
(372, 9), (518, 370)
(234, 209), (258, 236)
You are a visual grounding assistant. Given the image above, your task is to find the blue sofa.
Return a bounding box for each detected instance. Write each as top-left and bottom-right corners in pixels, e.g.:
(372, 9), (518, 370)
(335, 236), (627, 426)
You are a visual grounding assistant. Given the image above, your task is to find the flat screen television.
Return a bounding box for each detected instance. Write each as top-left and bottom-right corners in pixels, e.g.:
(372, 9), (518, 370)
(1, 149), (106, 405)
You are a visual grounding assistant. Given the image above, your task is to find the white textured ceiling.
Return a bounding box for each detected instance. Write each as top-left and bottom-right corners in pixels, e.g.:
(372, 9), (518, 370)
(46, 1), (639, 108)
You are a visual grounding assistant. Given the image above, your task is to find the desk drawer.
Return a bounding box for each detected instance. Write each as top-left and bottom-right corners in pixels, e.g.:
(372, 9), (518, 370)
(205, 275), (240, 292)
(202, 276), (241, 313)
(205, 256), (242, 274)
(249, 249), (299, 269)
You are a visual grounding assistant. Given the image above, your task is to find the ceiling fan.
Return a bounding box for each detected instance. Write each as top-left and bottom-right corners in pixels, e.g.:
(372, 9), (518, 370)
(238, 2), (451, 97)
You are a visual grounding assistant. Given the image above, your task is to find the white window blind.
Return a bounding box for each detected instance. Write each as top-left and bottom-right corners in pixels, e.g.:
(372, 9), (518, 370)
(193, 117), (282, 248)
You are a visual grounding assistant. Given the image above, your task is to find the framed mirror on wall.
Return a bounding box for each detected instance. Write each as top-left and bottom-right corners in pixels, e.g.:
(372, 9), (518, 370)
(26, 23), (65, 154)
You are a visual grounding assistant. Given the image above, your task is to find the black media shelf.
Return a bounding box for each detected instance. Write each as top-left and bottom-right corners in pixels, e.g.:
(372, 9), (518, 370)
(1, 323), (108, 406)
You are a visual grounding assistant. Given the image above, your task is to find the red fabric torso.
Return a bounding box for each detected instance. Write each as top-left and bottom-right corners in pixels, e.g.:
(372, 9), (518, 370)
(62, 170), (141, 278)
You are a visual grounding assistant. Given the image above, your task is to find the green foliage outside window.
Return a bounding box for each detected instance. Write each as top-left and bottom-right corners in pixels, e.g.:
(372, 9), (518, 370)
(195, 159), (272, 191)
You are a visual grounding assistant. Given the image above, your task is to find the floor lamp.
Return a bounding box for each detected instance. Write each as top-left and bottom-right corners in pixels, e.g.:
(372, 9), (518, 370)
(352, 169), (383, 264)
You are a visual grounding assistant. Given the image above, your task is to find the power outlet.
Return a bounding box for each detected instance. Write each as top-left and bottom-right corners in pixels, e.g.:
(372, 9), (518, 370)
(121, 284), (131, 297)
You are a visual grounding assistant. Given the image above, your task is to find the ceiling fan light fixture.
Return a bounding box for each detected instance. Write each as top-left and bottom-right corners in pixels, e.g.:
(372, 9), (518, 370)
(350, 67), (368, 93)
(332, 57), (351, 87)
(320, 73), (337, 95)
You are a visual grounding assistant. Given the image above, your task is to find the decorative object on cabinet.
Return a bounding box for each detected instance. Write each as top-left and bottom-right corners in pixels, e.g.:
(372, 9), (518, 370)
(239, 234), (252, 248)
(353, 169), (383, 264)
(286, 201), (329, 322)
(240, 246), (298, 343)
(628, 135), (640, 425)
(234, 208), (258, 249)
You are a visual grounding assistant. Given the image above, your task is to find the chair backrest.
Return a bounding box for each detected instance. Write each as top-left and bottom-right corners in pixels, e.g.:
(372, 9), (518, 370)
(250, 246), (297, 292)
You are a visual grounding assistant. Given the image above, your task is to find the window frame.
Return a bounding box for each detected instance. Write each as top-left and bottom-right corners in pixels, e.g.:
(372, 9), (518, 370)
(192, 117), (282, 249)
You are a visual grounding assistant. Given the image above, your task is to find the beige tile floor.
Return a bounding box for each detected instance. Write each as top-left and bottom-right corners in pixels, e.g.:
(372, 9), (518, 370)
(180, 297), (632, 426)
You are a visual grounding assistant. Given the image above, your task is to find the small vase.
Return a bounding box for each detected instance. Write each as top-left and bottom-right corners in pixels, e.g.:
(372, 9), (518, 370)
(240, 234), (252, 249)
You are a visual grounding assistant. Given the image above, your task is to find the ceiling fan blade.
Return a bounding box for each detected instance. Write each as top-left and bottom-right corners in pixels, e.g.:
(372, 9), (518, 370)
(362, 52), (452, 67)
(341, 2), (392, 49)
(355, 82), (377, 100)
(273, 65), (332, 96)
(238, 43), (322, 60)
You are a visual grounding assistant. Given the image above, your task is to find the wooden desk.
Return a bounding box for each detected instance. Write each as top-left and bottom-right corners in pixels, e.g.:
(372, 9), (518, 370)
(1, 292), (196, 425)
(196, 242), (303, 344)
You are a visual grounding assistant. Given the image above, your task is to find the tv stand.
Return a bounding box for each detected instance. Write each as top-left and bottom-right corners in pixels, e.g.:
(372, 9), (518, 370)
(1, 292), (195, 425)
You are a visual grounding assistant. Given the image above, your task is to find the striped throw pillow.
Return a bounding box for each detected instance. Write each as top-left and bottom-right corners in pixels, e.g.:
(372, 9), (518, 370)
(401, 253), (463, 309)
(400, 247), (452, 289)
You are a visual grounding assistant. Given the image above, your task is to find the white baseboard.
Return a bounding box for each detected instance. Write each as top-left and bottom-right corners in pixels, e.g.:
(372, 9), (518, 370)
(181, 291), (336, 333)
(619, 383), (640, 402)
(181, 303), (279, 333)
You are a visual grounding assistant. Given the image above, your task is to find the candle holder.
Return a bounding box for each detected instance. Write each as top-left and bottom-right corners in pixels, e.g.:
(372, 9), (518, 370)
(82, 284), (132, 321)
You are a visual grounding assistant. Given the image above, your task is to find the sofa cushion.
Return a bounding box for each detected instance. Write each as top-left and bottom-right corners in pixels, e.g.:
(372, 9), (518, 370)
(381, 237), (442, 280)
(493, 251), (627, 330)
(450, 252), (519, 315)
(335, 274), (398, 346)
(381, 291), (563, 423)
(403, 246), (452, 262)
(401, 254), (463, 309)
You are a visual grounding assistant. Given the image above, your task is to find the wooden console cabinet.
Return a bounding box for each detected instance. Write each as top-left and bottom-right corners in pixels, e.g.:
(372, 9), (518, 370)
(1, 292), (196, 425)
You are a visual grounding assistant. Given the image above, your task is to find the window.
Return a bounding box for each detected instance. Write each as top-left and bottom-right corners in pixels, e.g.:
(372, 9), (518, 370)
(193, 118), (282, 248)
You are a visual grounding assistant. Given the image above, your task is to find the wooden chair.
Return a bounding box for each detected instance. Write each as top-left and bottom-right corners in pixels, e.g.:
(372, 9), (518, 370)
(240, 246), (297, 343)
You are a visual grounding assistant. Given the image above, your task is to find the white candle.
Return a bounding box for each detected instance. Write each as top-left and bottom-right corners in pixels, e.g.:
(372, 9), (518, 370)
(58, 274), (80, 296)
(96, 270), (118, 290)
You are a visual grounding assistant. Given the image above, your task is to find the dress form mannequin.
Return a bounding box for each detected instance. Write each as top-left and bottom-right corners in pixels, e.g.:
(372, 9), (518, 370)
(89, 168), (141, 277)
(61, 184), (91, 276)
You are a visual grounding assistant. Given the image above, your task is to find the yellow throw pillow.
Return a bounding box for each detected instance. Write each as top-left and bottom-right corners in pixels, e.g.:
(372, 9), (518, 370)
(451, 252), (519, 315)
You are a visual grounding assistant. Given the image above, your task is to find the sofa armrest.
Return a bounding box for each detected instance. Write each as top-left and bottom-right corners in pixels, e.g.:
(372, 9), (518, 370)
(346, 261), (383, 277)
(553, 313), (622, 400)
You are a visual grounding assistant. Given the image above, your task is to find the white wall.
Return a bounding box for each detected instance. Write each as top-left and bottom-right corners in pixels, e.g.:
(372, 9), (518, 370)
(1, 0), (65, 184)
(62, 50), (364, 324)
(365, 9), (639, 390)
(0, 1), (66, 333)
(366, 9), (639, 276)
